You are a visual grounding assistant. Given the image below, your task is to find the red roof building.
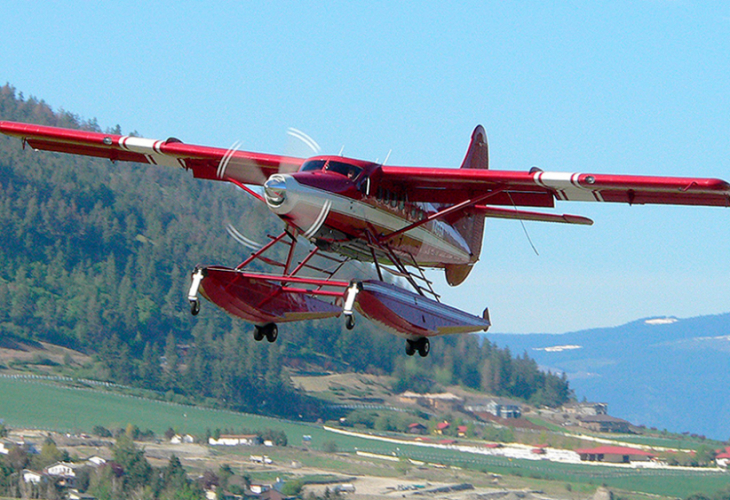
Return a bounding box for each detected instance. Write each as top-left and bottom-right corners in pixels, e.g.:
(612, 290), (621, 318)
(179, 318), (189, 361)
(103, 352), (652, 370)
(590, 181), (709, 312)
(575, 446), (654, 464)
(408, 423), (427, 435)
(715, 446), (730, 467)
(435, 421), (450, 435)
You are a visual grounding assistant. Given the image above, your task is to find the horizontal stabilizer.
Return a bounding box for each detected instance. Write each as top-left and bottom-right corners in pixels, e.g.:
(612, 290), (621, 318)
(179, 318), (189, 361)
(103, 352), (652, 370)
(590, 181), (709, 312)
(474, 205), (593, 225)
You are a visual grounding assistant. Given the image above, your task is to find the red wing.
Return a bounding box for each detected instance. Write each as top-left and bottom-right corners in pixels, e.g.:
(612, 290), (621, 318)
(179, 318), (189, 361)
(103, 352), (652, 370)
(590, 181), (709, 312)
(0, 121), (304, 186)
(378, 166), (730, 208)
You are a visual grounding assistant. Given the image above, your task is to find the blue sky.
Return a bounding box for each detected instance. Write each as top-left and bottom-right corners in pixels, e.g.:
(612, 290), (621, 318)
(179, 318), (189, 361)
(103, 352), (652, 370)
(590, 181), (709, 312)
(2, 2), (729, 333)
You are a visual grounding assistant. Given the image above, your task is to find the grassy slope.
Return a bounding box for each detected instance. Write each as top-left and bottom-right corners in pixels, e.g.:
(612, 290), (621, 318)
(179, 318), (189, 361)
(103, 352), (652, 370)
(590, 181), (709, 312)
(1, 376), (729, 498)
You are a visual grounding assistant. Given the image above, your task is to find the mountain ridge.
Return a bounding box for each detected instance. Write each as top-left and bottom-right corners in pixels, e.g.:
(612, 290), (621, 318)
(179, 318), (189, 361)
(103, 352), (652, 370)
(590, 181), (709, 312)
(487, 312), (730, 440)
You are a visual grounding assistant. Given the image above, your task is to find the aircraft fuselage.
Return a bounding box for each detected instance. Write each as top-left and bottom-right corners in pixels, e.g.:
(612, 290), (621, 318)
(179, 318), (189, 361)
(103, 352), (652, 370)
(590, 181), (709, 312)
(263, 156), (475, 269)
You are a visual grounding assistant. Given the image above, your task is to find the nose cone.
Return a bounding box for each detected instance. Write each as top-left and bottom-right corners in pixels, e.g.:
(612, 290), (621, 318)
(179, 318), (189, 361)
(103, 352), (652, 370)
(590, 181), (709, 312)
(264, 175), (287, 207)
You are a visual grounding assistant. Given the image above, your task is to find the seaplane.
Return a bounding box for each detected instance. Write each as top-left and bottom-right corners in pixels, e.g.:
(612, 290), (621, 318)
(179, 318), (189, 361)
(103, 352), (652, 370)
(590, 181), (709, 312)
(2, 120), (728, 357)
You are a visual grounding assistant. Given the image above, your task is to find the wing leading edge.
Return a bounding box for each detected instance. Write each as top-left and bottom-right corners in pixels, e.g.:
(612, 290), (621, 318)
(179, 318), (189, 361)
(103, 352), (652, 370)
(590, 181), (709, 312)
(3, 120), (729, 208)
(376, 166), (730, 208)
(0, 121), (304, 186)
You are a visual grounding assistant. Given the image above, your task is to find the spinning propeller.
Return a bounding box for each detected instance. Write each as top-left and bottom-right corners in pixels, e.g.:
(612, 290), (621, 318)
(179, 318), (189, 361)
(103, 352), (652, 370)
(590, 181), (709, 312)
(223, 127), (322, 250)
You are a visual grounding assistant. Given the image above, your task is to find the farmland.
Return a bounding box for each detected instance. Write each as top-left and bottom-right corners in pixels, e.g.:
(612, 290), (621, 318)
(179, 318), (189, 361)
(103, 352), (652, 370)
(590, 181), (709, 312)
(2, 375), (730, 498)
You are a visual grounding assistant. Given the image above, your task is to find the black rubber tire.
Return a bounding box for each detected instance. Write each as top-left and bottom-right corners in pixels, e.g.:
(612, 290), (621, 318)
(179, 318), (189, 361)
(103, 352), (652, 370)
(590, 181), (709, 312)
(253, 326), (265, 342)
(265, 323), (278, 343)
(417, 337), (430, 357)
(405, 340), (416, 356)
(190, 300), (200, 316)
(345, 315), (355, 330)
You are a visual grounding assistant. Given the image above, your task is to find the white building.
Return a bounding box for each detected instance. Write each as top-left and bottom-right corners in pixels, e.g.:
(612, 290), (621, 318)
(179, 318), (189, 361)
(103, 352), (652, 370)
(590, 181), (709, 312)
(208, 434), (261, 446)
(465, 398), (522, 419)
(86, 456), (106, 467)
(45, 462), (79, 477)
(68, 489), (96, 500)
(563, 402), (608, 416)
(171, 434), (195, 444)
(22, 470), (42, 484)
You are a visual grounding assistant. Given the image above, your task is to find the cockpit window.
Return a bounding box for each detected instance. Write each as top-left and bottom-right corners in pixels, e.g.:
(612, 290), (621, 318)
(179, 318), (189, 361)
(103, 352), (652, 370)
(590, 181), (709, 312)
(301, 160), (326, 172)
(300, 159), (363, 181)
(326, 161), (362, 180)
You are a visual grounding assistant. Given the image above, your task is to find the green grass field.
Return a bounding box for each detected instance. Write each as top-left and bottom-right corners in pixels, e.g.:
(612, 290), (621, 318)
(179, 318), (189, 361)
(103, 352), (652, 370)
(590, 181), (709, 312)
(1, 376), (729, 498)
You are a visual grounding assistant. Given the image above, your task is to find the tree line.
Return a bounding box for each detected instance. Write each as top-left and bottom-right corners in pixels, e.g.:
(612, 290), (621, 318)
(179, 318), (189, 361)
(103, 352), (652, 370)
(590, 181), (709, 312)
(0, 84), (572, 417)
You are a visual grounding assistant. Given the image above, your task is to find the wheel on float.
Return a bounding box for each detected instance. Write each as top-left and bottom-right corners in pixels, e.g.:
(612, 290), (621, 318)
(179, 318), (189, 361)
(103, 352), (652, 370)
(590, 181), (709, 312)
(405, 340), (416, 356)
(265, 323), (278, 343)
(417, 337), (430, 357)
(253, 325), (265, 342)
(190, 300), (200, 316)
(345, 315), (355, 330)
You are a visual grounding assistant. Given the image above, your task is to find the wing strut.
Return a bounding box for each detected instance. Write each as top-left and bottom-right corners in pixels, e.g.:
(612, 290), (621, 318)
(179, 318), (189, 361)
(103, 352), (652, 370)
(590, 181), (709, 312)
(236, 231), (289, 269)
(229, 178), (266, 203)
(364, 228), (440, 301)
(379, 188), (506, 243)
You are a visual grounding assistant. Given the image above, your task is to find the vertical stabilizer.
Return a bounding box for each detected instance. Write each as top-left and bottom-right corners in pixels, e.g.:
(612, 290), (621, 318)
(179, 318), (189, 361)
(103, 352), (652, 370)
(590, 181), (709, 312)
(459, 125), (489, 170)
(445, 126), (489, 286)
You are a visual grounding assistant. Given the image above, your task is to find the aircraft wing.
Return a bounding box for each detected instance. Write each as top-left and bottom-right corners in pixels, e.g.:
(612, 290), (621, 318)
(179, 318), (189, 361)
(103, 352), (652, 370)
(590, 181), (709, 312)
(0, 121), (304, 186)
(377, 166), (730, 208)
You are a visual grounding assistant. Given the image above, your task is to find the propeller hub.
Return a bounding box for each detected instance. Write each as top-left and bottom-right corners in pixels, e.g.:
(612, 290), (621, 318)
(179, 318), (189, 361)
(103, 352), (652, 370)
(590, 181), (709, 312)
(264, 175), (287, 206)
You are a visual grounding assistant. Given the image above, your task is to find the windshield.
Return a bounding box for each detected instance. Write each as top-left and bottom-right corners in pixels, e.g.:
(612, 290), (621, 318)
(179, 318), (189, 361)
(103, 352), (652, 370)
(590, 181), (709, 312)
(300, 159), (363, 181)
(300, 159), (326, 172)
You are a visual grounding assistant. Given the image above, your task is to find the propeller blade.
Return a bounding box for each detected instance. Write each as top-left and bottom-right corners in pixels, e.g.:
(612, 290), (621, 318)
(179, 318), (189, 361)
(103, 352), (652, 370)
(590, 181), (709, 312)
(282, 127), (321, 174)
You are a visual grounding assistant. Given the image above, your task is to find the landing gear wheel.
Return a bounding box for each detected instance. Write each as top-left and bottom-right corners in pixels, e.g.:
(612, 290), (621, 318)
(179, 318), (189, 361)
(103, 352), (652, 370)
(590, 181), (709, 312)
(265, 323), (278, 343)
(189, 300), (200, 316)
(253, 325), (265, 342)
(405, 340), (416, 356)
(417, 337), (430, 357)
(345, 315), (355, 330)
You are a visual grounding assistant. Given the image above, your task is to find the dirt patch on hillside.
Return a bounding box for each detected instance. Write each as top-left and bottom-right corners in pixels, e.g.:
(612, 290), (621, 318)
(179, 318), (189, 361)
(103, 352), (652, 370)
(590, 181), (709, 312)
(0, 340), (91, 369)
(291, 373), (394, 403)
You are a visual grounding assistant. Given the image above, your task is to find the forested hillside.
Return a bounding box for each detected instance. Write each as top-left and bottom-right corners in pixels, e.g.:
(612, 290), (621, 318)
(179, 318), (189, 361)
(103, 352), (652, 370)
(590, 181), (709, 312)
(0, 84), (571, 416)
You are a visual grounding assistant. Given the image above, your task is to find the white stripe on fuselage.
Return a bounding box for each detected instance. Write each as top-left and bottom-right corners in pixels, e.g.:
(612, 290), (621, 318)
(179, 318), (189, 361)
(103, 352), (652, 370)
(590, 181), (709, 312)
(268, 179), (472, 264)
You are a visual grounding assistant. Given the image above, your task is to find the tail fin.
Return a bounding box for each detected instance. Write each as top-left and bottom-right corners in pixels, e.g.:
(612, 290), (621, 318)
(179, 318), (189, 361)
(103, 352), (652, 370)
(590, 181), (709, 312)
(445, 126), (489, 286)
(459, 125), (489, 170)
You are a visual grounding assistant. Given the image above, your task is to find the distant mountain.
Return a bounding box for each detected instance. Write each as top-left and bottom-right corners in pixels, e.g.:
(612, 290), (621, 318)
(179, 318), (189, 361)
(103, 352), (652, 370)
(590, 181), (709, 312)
(487, 313), (730, 440)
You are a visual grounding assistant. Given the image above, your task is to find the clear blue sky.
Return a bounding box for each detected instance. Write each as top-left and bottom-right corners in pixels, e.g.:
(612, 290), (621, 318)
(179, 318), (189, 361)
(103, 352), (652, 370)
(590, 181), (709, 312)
(2, 2), (729, 333)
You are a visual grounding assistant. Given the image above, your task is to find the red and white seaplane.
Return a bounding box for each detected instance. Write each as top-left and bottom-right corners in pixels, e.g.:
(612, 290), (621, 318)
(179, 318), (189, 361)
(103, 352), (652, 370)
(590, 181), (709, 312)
(2, 121), (729, 356)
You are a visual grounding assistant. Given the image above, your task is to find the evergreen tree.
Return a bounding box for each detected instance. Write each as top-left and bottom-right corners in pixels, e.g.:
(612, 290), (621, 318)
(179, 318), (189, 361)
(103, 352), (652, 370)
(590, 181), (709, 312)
(0, 83), (572, 416)
(112, 434), (152, 491)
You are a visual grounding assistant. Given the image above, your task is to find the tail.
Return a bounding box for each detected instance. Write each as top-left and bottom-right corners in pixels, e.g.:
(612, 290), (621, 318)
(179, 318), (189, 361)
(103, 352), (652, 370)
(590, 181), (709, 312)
(444, 126), (488, 286)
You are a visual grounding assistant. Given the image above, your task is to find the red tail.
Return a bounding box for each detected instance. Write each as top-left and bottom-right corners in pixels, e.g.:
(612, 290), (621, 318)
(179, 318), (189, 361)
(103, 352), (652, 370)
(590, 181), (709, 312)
(444, 126), (488, 286)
